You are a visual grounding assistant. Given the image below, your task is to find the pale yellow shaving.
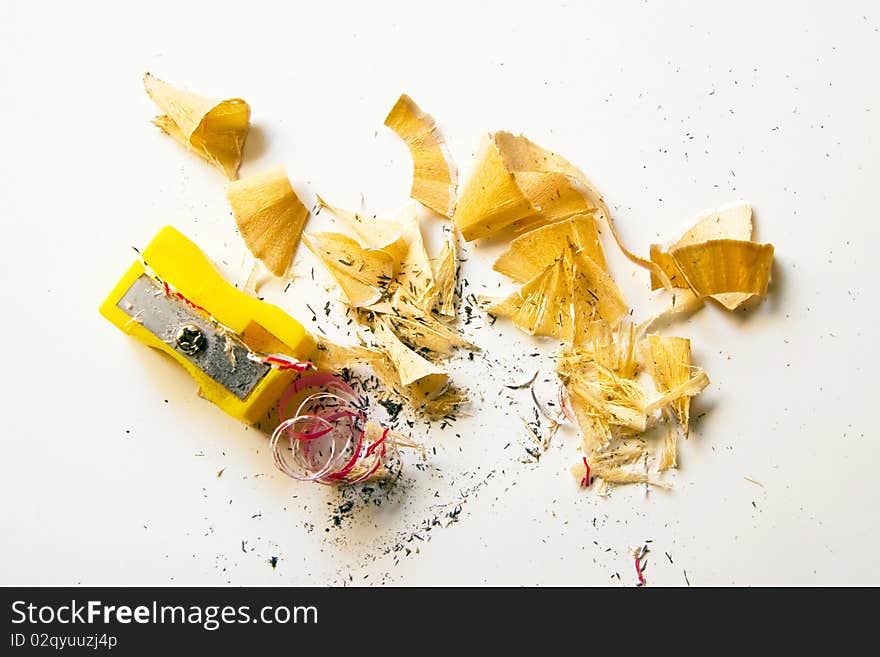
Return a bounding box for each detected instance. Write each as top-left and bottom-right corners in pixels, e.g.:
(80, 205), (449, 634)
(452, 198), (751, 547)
(678, 201), (753, 245)
(315, 198), (437, 313)
(432, 225), (459, 317)
(493, 215), (607, 283)
(454, 131), (673, 291)
(591, 443), (646, 469)
(649, 244), (688, 290)
(226, 167), (309, 277)
(144, 73), (250, 179)
(315, 337), (456, 417)
(389, 205), (438, 313)
(315, 195), (406, 256)
(638, 288), (705, 333)
(650, 202), (771, 309)
(313, 340), (380, 371)
(384, 94), (458, 218)
(380, 313), (478, 355)
(571, 446), (669, 490)
(364, 343), (455, 411)
(564, 320), (640, 379)
(488, 259), (568, 340)
(243, 261), (274, 296)
(644, 370), (709, 415)
(671, 240), (774, 309)
(558, 325), (647, 453)
(314, 337), (463, 416)
(303, 232), (395, 307)
(560, 319), (710, 487)
(420, 387), (467, 417)
(499, 131), (673, 289)
(454, 132), (595, 240)
(659, 418), (678, 471)
(563, 361), (649, 437)
(488, 246), (626, 342)
(570, 250), (628, 338)
(370, 317), (447, 390)
(598, 469), (670, 489)
(645, 335), (695, 437)
(649, 202), (753, 291)
(453, 134), (534, 240)
(310, 199), (473, 412)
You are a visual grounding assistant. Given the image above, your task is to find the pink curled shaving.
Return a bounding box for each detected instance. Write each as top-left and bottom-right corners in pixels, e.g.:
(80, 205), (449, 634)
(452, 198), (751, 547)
(270, 373), (392, 485)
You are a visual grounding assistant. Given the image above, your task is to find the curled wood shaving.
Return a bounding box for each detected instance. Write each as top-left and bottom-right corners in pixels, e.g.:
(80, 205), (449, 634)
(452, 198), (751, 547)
(312, 340), (387, 374)
(384, 94), (458, 218)
(454, 131), (673, 290)
(315, 198), (438, 315)
(650, 202), (773, 309)
(314, 337), (462, 417)
(303, 232), (395, 307)
(366, 347), (463, 414)
(144, 73), (250, 179)
(638, 288), (704, 333)
(454, 132), (595, 240)
(670, 239), (774, 309)
(316, 195), (407, 255)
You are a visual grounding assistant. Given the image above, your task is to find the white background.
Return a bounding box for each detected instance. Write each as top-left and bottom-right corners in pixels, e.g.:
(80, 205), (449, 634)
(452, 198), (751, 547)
(1, 0), (877, 586)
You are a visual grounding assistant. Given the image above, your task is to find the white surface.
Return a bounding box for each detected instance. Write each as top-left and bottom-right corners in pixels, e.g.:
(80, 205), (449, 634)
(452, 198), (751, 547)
(1, 0), (878, 586)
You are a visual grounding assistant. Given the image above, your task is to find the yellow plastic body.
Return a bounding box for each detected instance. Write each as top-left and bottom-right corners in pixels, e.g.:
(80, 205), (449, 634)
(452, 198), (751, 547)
(99, 226), (314, 424)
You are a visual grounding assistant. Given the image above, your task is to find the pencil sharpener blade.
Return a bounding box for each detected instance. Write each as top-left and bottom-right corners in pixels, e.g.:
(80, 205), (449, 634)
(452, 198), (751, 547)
(117, 274), (270, 400)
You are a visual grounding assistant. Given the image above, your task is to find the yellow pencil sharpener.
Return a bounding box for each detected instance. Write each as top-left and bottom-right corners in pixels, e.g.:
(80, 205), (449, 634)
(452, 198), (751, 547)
(99, 226), (315, 424)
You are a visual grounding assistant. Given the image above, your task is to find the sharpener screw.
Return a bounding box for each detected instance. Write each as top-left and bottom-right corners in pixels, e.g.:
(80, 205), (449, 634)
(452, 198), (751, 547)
(175, 324), (206, 355)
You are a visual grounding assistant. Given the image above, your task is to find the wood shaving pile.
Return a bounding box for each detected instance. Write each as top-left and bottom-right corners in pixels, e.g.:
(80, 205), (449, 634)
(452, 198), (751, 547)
(142, 75), (776, 492)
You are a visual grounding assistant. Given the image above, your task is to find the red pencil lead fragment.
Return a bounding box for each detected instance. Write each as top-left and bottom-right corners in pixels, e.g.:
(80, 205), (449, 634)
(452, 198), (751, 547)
(634, 548), (647, 587)
(365, 427), (390, 458)
(580, 457), (591, 488)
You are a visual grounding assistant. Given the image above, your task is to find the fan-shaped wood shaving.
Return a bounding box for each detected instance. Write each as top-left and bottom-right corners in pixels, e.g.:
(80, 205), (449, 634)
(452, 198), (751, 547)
(384, 94), (458, 218)
(226, 166), (309, 277)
